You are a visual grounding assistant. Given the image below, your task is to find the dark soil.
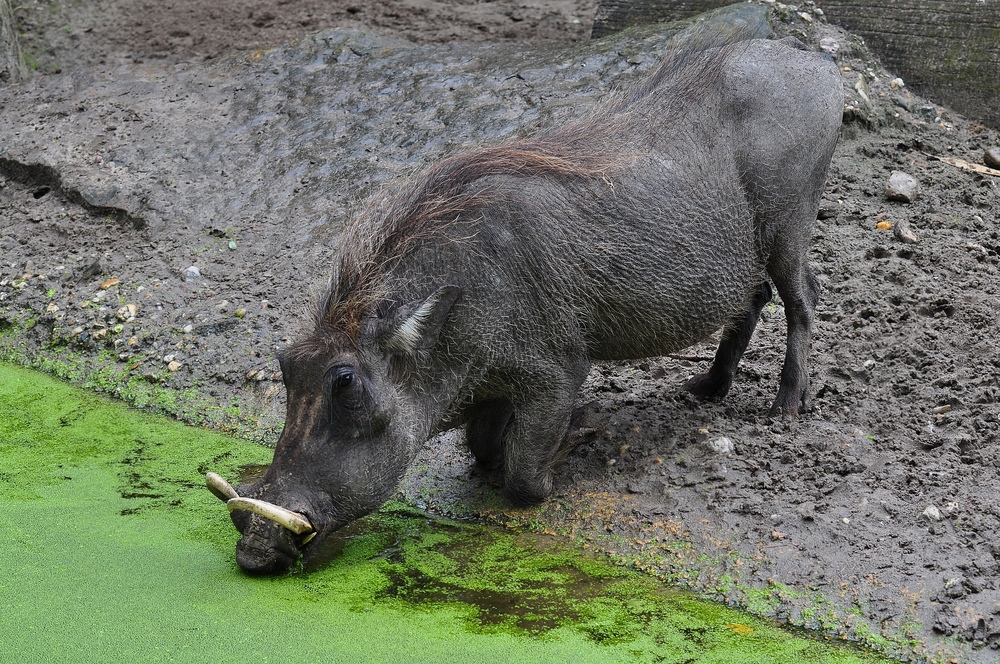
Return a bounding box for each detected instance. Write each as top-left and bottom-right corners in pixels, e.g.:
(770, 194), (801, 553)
(3, 2), (999, 662)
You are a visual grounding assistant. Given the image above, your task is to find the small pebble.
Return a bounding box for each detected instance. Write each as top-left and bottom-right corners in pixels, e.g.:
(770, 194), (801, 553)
(885, 171), (919, 203)
(116, 303), (137, 321)
(893, 218), (918, 244)
(183, 265), (201, 282)
(921, 504), (943, 522)
(819, 37), (839, 58)
(817, 200), (839, 220)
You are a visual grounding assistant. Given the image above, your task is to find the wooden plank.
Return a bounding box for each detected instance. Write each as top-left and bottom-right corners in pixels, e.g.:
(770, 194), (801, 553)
(1, 0), (27, 84)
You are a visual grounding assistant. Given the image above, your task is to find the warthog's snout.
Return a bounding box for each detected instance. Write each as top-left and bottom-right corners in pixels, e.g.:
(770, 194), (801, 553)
(205, 472), (316, 572)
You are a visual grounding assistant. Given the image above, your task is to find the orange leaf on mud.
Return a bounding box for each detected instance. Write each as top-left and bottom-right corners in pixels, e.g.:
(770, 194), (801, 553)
(100, 277), (120, 289)
(725, 623), (755, 637)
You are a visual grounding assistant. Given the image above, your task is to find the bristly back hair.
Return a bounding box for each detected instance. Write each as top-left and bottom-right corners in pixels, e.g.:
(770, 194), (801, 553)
(612, 11), (766, 113)
(316, 126), (625, 339)
(316, 21), (766, 340)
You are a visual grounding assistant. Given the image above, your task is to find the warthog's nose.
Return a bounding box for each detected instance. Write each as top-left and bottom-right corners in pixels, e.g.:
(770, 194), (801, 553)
(235, 520), (300, 574)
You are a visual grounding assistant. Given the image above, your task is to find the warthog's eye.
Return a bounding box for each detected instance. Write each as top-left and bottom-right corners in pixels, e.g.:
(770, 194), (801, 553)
(327, 364), (386, 437)
(331, 366), (356, 393)
(327, 365), (364, 430)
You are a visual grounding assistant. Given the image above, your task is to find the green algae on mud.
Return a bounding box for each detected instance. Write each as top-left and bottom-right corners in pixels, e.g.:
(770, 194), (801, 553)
(0, 362), (892, 663)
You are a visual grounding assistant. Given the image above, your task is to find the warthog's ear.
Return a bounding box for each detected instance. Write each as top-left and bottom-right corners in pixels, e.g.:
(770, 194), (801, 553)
(383, 285), (461, 355)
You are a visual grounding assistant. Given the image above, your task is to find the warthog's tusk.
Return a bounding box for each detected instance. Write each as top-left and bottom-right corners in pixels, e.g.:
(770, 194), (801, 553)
(206, 472), (239, 502)
(226, 497), (313, 535)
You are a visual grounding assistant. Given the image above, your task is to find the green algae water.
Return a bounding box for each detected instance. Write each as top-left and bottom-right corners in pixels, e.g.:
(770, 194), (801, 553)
(0, 363), (891, 663)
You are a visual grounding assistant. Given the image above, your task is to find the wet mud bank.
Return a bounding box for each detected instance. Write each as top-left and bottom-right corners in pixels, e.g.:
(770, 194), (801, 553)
(1, 362), (892, 663)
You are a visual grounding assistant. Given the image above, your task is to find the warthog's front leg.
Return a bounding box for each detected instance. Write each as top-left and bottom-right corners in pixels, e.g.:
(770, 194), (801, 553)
(501, 361), (588, 506)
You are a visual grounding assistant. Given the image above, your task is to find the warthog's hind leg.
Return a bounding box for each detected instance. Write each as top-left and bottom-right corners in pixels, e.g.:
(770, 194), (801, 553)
(684, 281), (773, 401)
(768, 261), (821, 417)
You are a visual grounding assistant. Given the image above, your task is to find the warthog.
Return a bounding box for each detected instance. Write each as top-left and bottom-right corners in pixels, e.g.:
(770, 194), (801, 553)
(208, 34), (843, 573)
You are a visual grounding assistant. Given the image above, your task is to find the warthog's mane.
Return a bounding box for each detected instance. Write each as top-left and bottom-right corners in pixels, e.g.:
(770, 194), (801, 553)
(314, 27), (761, 342)
(315, 132), (621, 340)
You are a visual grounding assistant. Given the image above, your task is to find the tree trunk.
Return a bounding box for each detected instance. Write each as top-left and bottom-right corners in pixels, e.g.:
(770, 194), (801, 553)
(592, 0), (1000, 129)
(592, 0), (734, 38)
(1, 0), (26, 84)
(814, 0), (1000, 129)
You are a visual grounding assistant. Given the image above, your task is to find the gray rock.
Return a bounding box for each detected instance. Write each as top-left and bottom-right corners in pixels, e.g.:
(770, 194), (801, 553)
(817, 199), (839, 219)
(706, 436), (735, 454)
(183, 266), (201, 282)
(985, 147), (1000, 170)
(918, 104), (938, 119)
(944, 576), (967, 599)
(885, 170), (919, 202)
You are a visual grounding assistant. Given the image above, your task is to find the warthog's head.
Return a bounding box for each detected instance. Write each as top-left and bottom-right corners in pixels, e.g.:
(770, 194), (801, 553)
(207, 285), (461, 574)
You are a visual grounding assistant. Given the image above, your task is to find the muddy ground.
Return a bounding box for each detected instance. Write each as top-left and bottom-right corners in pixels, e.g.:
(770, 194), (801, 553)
(2, 1), (999, 662)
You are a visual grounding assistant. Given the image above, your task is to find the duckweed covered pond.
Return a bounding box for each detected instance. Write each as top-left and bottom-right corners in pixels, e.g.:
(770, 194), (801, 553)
(0, 363), (893, 663)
